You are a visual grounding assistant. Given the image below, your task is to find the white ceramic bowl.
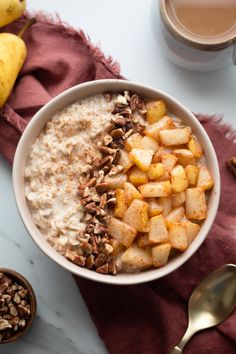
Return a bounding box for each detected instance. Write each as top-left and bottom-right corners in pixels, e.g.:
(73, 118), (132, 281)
(13, 79), (220, 285)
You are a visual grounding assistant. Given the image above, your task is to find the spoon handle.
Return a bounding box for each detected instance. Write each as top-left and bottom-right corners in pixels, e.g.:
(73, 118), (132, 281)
(170, 325), (195, 353)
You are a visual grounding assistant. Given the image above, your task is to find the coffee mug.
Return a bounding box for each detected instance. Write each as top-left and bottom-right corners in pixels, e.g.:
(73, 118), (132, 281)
(151, 0), (236, 71)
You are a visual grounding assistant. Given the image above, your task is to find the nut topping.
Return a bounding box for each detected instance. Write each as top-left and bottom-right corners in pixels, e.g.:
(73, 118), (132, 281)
(68, 91), (157, 275)
(0, 273), (32, 342)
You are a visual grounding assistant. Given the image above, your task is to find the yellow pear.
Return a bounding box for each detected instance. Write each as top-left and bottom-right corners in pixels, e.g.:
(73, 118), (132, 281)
(0, 18), (36, 108)
(0, 0), (26, 28)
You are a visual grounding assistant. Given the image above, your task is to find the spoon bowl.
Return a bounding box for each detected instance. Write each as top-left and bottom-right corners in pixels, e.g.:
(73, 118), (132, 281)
(171, 264), (236, 353)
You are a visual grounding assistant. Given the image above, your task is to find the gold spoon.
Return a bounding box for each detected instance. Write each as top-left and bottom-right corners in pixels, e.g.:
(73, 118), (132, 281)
(170, 264), (236, 353)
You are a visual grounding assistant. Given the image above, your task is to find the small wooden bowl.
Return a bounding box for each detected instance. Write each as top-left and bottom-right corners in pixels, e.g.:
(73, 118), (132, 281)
(0, 268), (37, 344)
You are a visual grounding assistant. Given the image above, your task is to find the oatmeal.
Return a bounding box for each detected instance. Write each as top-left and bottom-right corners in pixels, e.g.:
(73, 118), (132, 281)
(25, 94), (117, 254)
(25, 91), (214, 275)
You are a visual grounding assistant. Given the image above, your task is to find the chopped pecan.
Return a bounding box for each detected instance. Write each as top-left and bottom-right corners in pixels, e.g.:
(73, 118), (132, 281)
(107, 197), (117, 206)
(94, 253), (107, 268)
(9, 317), (19, 326)
(124, 90), (130, 102)
(16, 305), (29, 319)
(98, 145), (116, 155)
(95, 182), (109, 193)
(99, 193), (107, 209)
(119, 107), (132, 116)
(0, 306), (8, 314)
(130, 94), (146, 111)
(116, 94), (128, 107)
(103, 135), (113, 146)
(84, 202), (97, 214)
(80, 195), (93, 206)
(66, 249), (86, 266)
(100, 155), (114, 167)
(96, 263), (109, 274)
(84, 213), (93, 222)
(17, 289), (28, 299)
(112, 149), (121, 165)
(18, 319), (26, 329)
(136, 123), (146, 133)
(111, 128), (124, 138)
(98, 224), (109, 234)
(108, 259), (117, 275)
(104, 243), (114, 255)
(96, 170), (105, 184)
(112, 116), (127, 127)
(93, 157), (102, 167)
(85, 255), (95, 269)
(0, 283), (9, 293)
(91, 238), (99, 254)
(85, 223), (95, 235)
(9, 306), (18, 317)
(108, 165), (123, 176)
(86, 177), (97, 188)
(123, 128), (133, 139)
(0, 319), (12, 331)
(80, 241), (93, 254)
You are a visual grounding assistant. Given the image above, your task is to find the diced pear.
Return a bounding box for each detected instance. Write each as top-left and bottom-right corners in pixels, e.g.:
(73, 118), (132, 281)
(108, 218), (137, 247)
(139, 181), (172, 197)
(152, 243), (171, 267)
(165, 206), (185, 228)
(104, 173), (127, 189)
(124, 133), (143, 152)
(171, 165), (188, 193)
(144, 116), (175, 140)
(148, 215), (169, 244)
(158, 197), (172, 216)
(146, 100), (167, 123)
(181, 221), (200, 246)
(119, 150), (133, 172)
(159, 127), (191, 146)
(152, 147), (166, 163)
(114, 189), (127, 219)
(197, 166), (214, 191)
(121, 243), (152, 269)
(137, 233), (150, 248)
(147, 163), (164, 180)
(147, 198), (163, 217)
(130, 148), (154, 172)
(139, 136), (159, 153)
(185, 188), (207, 220)
(161, 153), (178, 173)
(154, 170), (170, 181)
(173, 149), (196, 167)
(129, 166), (148, 186)
(123, 199), (149, 232)
(172, 191), (186, 208)
(124, 182), (143, 205)
(188, 136), (203, 158)
(185, 165), (199, 186)
(110, 239), (126, 257)
(169, 223), (188, 251)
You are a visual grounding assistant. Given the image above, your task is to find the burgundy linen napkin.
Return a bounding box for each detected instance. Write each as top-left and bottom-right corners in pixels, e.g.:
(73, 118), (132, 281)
(1, 15), (236, 354)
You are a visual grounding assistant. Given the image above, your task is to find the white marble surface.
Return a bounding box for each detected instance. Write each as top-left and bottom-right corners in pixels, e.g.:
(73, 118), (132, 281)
(1, 0), (236, 353)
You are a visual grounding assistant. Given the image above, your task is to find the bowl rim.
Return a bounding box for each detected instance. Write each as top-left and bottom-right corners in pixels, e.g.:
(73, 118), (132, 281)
(12, 79), (221, 285)
(0, 268), (37, 344)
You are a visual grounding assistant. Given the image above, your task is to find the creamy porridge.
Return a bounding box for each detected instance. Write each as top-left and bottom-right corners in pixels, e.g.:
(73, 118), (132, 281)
(25, 91), (214, 275)
(25, 94), (116, 254)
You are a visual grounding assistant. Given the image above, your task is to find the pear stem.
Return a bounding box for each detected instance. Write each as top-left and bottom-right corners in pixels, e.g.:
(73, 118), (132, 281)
(18, 18), (37, 38)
